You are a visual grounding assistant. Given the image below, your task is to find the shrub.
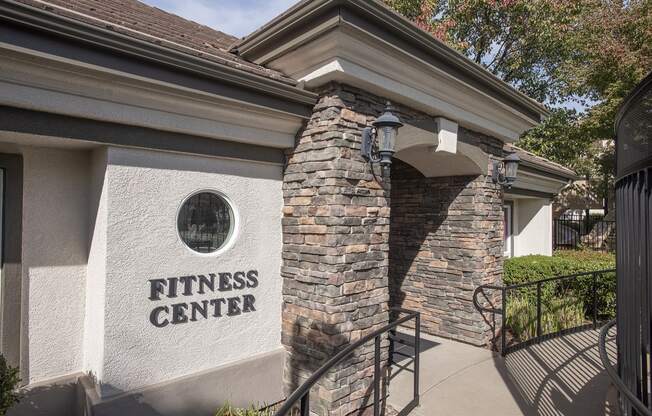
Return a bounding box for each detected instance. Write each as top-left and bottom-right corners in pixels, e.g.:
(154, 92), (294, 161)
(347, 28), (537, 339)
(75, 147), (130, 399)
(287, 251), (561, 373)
(503, 250), (616, 341)
(215, 403), (274, 416)
(507, 294), (585, 342)
(504, 250), (615, 286)
(0, 354), (20, 416)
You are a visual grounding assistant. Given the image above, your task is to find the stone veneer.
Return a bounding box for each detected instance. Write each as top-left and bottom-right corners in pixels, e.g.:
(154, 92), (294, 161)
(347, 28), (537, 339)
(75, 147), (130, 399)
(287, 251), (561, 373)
(281, 82), (506, 414)
(389, 128), (505, 347)
(281, 83), (433, 415)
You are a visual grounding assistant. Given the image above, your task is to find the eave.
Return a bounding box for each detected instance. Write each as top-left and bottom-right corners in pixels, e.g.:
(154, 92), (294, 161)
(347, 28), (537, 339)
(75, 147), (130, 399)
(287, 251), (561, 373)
(0, 0), (318, 117)
(234, 0), (549, 143)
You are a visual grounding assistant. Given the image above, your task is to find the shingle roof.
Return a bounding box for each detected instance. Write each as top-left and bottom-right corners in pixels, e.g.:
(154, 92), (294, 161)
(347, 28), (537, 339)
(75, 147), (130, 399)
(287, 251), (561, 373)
(13, 0), (296, 85)
(505, 144), (578, 180)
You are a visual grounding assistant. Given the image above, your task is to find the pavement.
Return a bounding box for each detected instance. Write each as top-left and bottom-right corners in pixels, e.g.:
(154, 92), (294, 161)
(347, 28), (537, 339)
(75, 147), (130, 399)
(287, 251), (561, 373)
(386, 328), (618, 416)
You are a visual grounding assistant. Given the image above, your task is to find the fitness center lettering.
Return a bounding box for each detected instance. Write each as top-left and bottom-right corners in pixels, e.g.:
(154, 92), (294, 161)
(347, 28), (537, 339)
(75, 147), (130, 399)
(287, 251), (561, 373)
(148, 270), (258, 328)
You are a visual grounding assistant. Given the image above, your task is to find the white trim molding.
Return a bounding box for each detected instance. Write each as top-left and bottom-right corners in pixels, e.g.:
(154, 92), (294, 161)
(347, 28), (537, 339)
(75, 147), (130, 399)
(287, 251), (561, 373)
(265, 28), (539, 142)
(0, 43), (306, 149)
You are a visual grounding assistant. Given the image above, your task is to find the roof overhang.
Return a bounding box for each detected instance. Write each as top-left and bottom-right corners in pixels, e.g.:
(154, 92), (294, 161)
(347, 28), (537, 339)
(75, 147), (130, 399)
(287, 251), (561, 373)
(507, 167), (573, 198)
(234, 0), (549, 143)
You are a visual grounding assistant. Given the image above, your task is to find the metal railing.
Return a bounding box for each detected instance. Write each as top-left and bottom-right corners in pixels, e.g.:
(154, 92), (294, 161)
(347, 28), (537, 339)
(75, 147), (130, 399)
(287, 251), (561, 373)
(553, 214), (616, 252)
(599, 320), (652, 416)
(473, 269), (616, 355)
(273, 308), (420, 416)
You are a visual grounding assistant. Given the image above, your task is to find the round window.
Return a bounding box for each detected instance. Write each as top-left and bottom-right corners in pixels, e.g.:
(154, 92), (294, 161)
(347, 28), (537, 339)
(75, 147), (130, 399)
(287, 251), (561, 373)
(177, 191), (235, 254)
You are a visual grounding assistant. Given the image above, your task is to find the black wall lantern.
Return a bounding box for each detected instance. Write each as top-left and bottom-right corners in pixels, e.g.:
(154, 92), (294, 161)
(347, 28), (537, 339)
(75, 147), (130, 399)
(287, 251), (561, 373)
(361, 102), (404, 171)
(492, 153), (520, 188)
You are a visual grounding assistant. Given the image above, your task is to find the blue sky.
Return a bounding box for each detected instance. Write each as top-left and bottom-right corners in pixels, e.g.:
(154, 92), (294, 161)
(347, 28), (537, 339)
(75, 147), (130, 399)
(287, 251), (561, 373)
(140, 0), (298, 38)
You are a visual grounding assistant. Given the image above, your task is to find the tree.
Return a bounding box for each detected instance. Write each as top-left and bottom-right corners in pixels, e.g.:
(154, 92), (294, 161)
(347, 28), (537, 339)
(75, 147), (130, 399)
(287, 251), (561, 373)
(385, 0), (651, 207)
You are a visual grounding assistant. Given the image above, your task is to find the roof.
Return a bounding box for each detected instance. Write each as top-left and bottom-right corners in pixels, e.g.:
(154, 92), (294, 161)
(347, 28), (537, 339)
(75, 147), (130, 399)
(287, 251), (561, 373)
(12, 0), (296, 85)
(505, 144), (578, 180)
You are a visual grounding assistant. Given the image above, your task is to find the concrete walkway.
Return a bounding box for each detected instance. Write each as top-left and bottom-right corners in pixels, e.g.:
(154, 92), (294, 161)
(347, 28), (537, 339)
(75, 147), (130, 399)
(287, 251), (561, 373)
(387, 329), (618, 416)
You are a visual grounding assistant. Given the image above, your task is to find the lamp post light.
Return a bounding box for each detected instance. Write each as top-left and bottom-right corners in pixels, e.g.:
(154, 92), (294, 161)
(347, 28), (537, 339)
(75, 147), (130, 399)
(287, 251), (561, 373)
(361, 102), (404, 172)
(492, 153), (520, 189)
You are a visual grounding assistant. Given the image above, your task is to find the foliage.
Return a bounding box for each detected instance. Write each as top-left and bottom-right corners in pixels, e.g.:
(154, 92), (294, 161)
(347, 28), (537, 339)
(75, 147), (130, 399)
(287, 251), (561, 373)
(503, 250), (615, 286)
(384, 0), (652, 203)
(507, 294), (585, 341)
(215, 403), (274, 416)
(0, 354), (20, 416)
(503, 251), (616, 340)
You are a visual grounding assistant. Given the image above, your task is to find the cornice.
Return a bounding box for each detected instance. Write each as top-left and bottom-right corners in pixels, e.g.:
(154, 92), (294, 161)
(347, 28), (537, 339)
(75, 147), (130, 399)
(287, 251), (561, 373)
(234, 0), (548, 121)
(0, 0), (318, 112)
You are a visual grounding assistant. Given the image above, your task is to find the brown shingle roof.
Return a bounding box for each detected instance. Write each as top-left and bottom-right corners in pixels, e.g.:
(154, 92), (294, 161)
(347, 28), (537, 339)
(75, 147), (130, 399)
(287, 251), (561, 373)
(14, 0), (296, 85)
(505, 144), (578, 180)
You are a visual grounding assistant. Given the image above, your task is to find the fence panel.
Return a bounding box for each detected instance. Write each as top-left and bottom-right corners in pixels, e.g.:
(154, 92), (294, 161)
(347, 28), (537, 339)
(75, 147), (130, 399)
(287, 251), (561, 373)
(553, 214), (616, 252)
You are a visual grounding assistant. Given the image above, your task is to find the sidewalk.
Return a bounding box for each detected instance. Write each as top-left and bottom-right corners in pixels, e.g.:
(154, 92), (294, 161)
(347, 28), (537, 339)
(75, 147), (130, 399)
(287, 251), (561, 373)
(387, 329), (617, 415)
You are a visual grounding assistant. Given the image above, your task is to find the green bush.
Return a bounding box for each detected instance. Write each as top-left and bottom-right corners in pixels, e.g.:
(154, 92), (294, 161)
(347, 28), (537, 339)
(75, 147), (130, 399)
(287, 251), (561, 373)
(215, 403), (274, 416)
(0, 354), (20, 416)
(504, 250), (615, 285)
(507, 294), (586, 341)
(503, 251), (616, 341)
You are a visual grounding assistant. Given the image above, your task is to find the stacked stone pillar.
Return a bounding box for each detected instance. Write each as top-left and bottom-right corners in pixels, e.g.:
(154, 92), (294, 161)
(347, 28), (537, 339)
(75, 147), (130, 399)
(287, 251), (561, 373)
(281, 83), (395, 415)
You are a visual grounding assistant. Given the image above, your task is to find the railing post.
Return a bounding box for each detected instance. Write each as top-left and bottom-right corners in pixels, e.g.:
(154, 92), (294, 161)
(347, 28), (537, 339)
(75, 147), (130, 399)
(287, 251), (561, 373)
(414, 313), (420, 406)
(592, 272), (599, 328)
(300, 392), (309, 416)
(374, 335), (381, 416)
(501, 287), (507, 356)
(536, 282), (542, 339)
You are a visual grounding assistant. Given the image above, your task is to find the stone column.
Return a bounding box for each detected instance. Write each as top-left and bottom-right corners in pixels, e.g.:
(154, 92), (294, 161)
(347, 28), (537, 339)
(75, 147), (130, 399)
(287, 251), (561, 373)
(281, 84), (393, 415)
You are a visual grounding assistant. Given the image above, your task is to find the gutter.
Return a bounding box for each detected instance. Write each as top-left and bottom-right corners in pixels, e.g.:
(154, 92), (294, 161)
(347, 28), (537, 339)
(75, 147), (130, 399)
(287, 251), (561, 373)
(519, 162), (580, 183)
(0, 0), (318, 110)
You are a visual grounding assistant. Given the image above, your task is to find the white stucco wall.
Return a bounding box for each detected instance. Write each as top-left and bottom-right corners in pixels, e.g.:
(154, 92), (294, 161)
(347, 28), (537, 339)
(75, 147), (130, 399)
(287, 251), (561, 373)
(83, 148), (108, 382)
(97, 147), (284, 396)
(3, 144), (90, 383)
(512, 198), (553, 257)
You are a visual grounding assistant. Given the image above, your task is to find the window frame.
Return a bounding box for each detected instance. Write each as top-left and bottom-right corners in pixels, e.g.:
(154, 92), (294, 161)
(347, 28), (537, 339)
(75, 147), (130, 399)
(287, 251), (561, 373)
(176, 189), (238, 257)
(503, 201), (514, 258)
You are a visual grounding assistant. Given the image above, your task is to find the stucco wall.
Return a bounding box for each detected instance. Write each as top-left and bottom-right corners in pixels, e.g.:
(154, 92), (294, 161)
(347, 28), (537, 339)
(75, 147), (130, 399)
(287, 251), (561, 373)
(83, 148), (108, 381)
(512, 198), (553, 257)
(97, 147), (284, 396)
(0, 143), (91, 384)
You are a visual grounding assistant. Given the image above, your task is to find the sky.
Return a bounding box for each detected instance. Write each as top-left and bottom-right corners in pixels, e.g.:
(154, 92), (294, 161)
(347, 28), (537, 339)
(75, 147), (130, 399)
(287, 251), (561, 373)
(140, 0), (299, 38)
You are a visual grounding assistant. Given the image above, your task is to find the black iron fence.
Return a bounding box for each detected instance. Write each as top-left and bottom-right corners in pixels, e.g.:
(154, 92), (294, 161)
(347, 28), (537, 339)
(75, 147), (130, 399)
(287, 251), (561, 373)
(553, 214), (616, 252)
(474, 269), (616, 355)
(600, 320), (652, 416)
(273, 308), (420, 416)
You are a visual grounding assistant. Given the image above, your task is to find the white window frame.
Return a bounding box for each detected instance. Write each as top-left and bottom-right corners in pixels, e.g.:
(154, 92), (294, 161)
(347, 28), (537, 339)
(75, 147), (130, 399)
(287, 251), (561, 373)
(503, 202), (513, 258)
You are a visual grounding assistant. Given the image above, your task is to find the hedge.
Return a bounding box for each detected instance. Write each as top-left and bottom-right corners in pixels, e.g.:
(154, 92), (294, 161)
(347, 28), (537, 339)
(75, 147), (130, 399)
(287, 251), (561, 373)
(504, 250), (615, 286)
(503, 251), (616, 343)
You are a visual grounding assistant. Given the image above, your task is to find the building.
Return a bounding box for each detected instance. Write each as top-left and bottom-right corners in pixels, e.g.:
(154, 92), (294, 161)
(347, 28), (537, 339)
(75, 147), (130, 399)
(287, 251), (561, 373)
(0, 0), (575, 415)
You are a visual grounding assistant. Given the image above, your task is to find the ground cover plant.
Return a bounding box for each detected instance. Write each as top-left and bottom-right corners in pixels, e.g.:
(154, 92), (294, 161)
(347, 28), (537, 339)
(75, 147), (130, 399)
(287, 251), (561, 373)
(215, 403), (275, 416)
(0, 354), (20, 416)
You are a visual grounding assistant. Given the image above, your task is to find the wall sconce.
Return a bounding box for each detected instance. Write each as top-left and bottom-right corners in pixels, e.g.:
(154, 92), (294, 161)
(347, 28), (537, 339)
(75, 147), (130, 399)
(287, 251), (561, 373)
(361, 102), (404, 171)
(492, 153), (520, 188)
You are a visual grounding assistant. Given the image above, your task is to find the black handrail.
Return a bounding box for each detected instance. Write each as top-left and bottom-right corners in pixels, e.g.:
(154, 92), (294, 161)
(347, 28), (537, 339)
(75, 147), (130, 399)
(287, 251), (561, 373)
(473, 269), (616, 355)
(599, 320), (652, 416)
(274, 308), (420, 416)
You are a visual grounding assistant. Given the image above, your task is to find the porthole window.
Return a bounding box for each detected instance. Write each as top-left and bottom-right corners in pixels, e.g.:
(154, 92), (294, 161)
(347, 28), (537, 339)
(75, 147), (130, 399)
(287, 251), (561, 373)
(177, 191), (235, 254)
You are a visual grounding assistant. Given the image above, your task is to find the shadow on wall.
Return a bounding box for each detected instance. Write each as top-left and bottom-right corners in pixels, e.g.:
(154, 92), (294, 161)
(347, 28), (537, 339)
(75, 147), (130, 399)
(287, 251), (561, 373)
(8, 376), (80, 416)
(492, 330), (618, 416)
(389, 160), (494, 341)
